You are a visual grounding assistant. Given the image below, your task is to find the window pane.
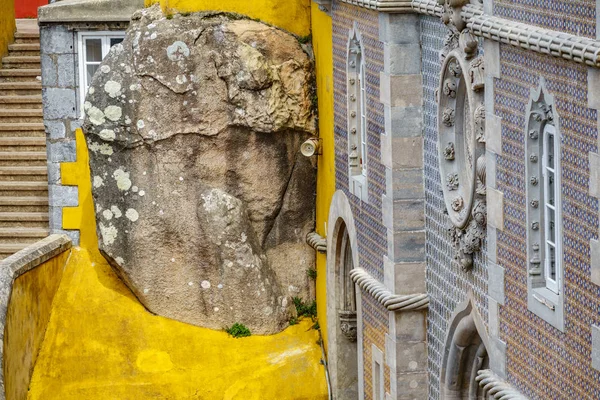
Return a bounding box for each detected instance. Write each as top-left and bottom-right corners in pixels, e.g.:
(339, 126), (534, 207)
(547, 170), (555, 206)
(86, 64), (100, 84)
(547, 131), (555, 169)
(548, 206), (555, 240)
(110, 37), (124, 47)
(548, 245), (556, 282)
(85, 39), (102, 62)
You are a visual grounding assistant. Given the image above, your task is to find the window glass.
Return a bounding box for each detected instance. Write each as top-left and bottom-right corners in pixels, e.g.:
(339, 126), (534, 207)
(85, 38), (102, 62)
(110, 37), (124, 47)
(86, 64), (100, 84)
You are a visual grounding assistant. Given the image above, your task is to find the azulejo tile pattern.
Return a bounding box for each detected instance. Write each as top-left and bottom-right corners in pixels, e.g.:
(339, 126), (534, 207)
(494, 0), (596, 39)
(495, 43), (600, 399)
(332, 1), (389, 397)
(421, 15), (489, 400)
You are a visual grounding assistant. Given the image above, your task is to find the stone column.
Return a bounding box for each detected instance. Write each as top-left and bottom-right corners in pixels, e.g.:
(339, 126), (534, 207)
(378, 13), (428, 400)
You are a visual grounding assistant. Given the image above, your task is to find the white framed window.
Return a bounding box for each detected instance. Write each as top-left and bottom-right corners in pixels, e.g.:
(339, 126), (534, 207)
(525, 79), (564, 331)
(77, 32), (125, 116)
(346, 25), (369, 202)
(542, 124), (560, 293)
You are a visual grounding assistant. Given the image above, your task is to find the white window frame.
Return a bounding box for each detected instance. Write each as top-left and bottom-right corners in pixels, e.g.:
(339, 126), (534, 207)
(77, 31), (125, 117)
(358, 55), (367, 177)
(542, 124), (561, 294)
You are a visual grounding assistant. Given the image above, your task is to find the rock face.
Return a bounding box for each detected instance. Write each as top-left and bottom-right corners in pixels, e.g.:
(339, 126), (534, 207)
(83, 6), (316, 334)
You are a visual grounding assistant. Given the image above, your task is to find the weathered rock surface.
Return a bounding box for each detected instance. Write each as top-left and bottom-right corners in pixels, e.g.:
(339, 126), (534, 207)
(83, 6), (316, 334)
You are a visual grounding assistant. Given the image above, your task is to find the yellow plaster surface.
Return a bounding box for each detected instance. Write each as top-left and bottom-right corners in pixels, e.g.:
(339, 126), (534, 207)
(31, 128), (328, 399)
(4, 251), (70, 400)
(145, 0), (311, 37)
(27, 247), (328, 399)
(310, 3), (334, 353)
(0, 0), (15, 57)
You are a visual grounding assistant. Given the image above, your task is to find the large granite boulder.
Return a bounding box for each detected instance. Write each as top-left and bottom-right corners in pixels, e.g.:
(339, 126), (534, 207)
(83, 6), (316, 334)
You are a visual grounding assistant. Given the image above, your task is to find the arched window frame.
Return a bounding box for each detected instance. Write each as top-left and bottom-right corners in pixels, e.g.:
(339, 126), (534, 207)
(525, 79), (564, 331)
(346, 25), (369, 202)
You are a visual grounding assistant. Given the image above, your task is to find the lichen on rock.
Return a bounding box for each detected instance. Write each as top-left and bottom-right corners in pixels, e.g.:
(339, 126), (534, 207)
(83, 5), (316, 334)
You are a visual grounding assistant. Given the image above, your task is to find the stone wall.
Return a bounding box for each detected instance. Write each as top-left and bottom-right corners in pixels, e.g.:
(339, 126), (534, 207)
(420, 15), (489, 400)
(332, 2), (390, 397)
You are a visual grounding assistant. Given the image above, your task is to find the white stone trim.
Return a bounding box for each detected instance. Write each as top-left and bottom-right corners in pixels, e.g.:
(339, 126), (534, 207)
(326, 190), (365, 400)
(476, 369), (529, 400)
(350, 268), (428, 311)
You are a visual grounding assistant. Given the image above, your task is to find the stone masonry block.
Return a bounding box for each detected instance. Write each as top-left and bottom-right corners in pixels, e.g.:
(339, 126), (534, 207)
(47, 140), (76, 163)
(590, 152), (600, 198)
(487, 187), (504, 231)
(388, 230), (425, 263)
(588, 68), (600, 109)
(40, 25), (75, 55)
(489, 336), (507, 378)
(45, 120), (66, 139)
(393, 311), (426, 343)
(486, 149), (497, 189)
(43, 88), (77, 120)
(53, 229), (80, 246)
(483, 0), (493, 14)
(488, 261), (505, 305)
(486, 112), (503, 155)
(380, 73), (423, 108)
(48, 184), (79, 207)
(41, 54), (57, 87)
(489, 297), (500, 337)
(379, 13), (420, 44)
(384, 43), (421, 75)
(47, 162), (61, 185)
(392, 137), (424, 170)
(387, 168), (424, 201)
(396, 341), (427, 374)
(395, 372), (428, 399)
(487, 226), (498, 264)
(57, 54), (76, 88)
(383, 256), (426, 295)
(484, 39), (500, 79)
(385, 105), (422, 138)
(592, 325), (600, 371)
(385, 333), (396, 370)
(391, 198), (425, 232)
(591, 240), (600, 286)
(49, 205), (63, 231)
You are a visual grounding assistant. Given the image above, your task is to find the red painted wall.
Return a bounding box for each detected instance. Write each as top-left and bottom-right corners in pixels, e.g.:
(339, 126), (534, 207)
(14, 0), (48, 18)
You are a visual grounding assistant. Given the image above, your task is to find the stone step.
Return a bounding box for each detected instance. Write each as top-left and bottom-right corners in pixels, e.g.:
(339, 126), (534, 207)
(0, 108), (43, 123)
(0, 81), (42, 96)
(0, 166), (47, 182)
(0, 196), (48, 213)
(0, 151), (46, 167)
(0, 69), (41, 83)
(2, 56), (41, 70)
(0, 211), (48, 224)
(0, 137), (45, 152)
(0, 181), (48, 191)
(0, 122), (44, 131)
(0, 227), (48, 238)
(8, 43), (40, 57)
(0, 242), (43, 255)
(14, 32), (40, 40)
(0, 95), (42, 110)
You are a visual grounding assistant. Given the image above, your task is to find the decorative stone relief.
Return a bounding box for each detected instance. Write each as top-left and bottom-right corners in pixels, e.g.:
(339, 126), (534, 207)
(339, 310), (357, 342)
(437, 13), (487, 271)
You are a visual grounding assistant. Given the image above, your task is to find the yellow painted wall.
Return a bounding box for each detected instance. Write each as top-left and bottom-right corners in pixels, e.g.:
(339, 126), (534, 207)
(311, 2), (334, 353)
(0, 0), (15, 58)
(145, 0), (311, 37)
(4, 250), (71, 400)
(27, 247), (328, 400)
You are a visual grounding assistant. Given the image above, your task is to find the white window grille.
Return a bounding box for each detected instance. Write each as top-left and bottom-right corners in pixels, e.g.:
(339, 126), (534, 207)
(542, 124), (560, 293)
(78, 32), (125, 116)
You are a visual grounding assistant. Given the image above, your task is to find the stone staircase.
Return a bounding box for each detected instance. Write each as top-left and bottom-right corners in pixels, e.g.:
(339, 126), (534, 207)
(0, 23), (49, 259)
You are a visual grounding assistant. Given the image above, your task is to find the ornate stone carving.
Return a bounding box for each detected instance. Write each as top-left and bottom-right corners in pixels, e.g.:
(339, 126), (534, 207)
(442, 107), (455, 127)
(469, 56), (485, 91)
(437, 16), (487, 272)
(339, 310), (357, 342)
(474, 105), (485, 143)
(349, 144), (359, 168)
(444, 142), (455, 160)
(447, 173), (459, 190)
(444, 79), (457, 98)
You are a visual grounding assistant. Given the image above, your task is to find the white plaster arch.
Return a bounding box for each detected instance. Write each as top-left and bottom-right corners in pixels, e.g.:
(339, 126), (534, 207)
(326, 189), (364, 400)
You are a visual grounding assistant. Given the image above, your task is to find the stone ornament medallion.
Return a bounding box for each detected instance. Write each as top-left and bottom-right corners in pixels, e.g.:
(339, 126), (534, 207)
(437, 30), (487, 271)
